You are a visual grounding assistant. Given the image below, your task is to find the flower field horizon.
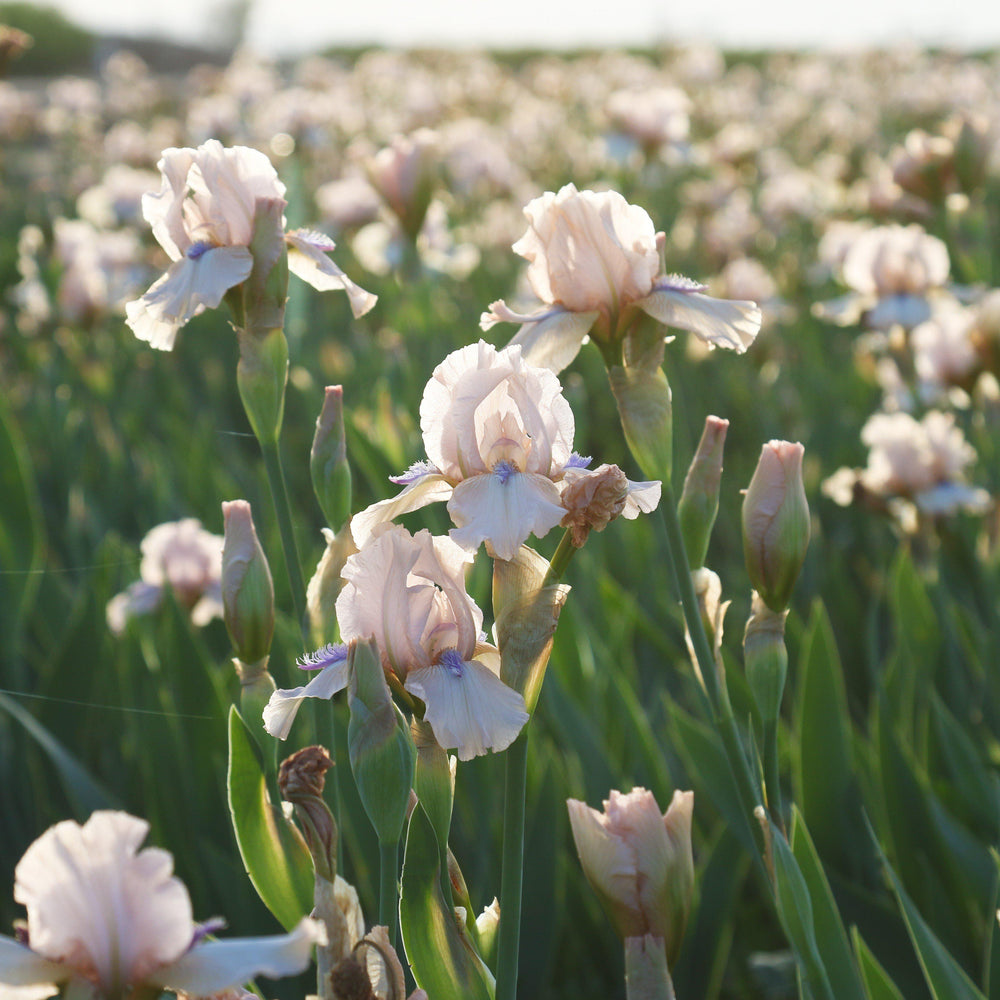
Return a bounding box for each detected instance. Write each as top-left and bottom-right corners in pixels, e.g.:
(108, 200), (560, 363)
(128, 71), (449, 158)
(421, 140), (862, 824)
(1, 29), (1000, 1000)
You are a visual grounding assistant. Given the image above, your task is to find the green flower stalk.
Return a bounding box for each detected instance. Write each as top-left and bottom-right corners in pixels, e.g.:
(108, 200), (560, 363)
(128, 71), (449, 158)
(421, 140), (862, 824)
(347, 638), (415, 944)
(744, 593), (790, 825)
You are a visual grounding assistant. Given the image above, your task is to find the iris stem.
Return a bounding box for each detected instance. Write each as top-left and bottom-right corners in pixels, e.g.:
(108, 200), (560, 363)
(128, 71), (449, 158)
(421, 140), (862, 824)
(763, 718), (784, 835)
(657, 478), (770, 869)
(258, 438), (308, 646)
(380, 837), (400, 946)
(496, 728), (529, 1000)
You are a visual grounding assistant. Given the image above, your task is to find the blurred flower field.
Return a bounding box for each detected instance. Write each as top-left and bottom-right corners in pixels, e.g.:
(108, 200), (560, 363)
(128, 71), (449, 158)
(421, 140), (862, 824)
(2, 28), (1000, 1000)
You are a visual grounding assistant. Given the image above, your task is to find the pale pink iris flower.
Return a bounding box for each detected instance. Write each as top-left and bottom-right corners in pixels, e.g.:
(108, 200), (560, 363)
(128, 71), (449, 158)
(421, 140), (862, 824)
(567, 788), (694, 954)
(263, 524), (528, 760)
(823, 410), (991, 517)
(126, 139), (375, 350)
(814, 223), (951, 331)
(481, 183), (761, 373)
(0, 811), (322, 1000)
(351, 340), (660, 561)
(106, 518), (224, 634)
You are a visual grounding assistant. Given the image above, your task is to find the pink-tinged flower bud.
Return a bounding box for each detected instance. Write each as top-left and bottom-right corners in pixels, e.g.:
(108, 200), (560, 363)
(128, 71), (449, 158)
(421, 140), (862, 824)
(678, 415), (729, 568)
(567, 788), (694, 966)
(222, 499), (275, 665)
(741, 441), (810, 613)
(311, 385), (352, 531)
(367, 129), (439, 240)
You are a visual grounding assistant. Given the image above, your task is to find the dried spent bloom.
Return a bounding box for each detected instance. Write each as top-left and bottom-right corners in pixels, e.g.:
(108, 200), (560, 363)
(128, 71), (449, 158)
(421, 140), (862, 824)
(351, 340), (658, 560)
(0, 811), (322, 1000)
(481, 183), (760, 373)
(742, 441), (810, 614)
(567, 788), (694, 965)
(106, 518), (223, 634)
(264, 524), (528, 761)
(126, 139), (375, 350)
(560, 463), (659, 547)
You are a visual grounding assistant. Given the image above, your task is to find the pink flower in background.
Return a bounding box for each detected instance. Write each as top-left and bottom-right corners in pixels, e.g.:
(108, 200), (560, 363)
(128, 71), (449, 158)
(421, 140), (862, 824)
(366, 128), (439, 237)
(264, 524), (528, 760)
(606, 86), (691, 150)
(350, 340), (659, 560)
(815, 223), (951, 330)
(482, 184), (760, 372)
(126, 139), (375, 350)
(823, 410), (991, 518)
(0, 811), (322, 1000)
(106, 518), (224, 633)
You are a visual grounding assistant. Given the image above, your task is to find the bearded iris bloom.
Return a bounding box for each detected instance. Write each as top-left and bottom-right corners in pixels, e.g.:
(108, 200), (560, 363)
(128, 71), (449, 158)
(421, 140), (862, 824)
(125, 140), (375, 350)
(0, 811), (322, 1000)
(351, 340), (659, 561)
(481, 183), (761, 373)
(264, 524), (528, 761)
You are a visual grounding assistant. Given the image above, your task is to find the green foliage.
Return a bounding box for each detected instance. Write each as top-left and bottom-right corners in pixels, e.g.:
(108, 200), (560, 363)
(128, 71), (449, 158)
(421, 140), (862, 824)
(2, 40), (1000, 1000)
(0, 3), (93, 74)
(227, 706), (315, 930)
(399, 803), (495, 1000)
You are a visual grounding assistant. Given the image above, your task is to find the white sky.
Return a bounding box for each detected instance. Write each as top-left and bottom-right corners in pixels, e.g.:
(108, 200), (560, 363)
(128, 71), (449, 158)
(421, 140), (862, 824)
(44, 0), (1000, 55)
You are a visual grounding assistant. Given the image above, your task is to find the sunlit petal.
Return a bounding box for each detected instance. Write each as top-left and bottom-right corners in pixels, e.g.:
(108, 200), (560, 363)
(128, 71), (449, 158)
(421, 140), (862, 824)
(404, 654), (528, 761)
(447, 471), (566, 560)
(154, 919), (323, 996)
(262, 657), (351, 740)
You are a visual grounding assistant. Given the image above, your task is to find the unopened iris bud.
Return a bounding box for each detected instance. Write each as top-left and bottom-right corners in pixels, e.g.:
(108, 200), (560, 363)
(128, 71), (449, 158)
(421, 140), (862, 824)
(741, 440), (809, 613)
(567, 788), (694, 967)
(678, 416), (729, 568)
(476, 898), (501, 970)
(311, 385), (352, 531)
(222, 499), (275, 665)
(347, 638), (415, 846)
